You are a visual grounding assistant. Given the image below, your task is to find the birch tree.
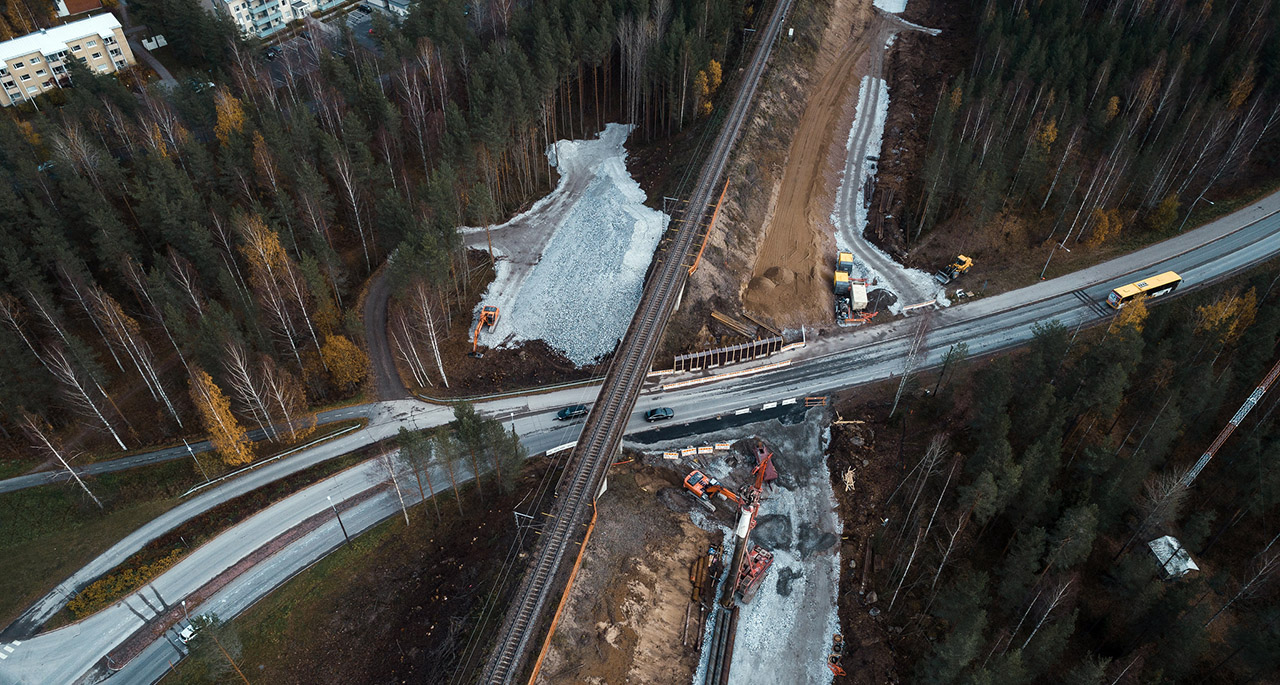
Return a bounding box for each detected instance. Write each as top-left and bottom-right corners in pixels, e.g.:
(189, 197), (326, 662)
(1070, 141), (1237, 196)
(223, 341), (275, 440)
(189, 365), (254, 466)
(46, 345), (127, 451)
(21, 410), (102, 509)
(374, 449), (412, 526)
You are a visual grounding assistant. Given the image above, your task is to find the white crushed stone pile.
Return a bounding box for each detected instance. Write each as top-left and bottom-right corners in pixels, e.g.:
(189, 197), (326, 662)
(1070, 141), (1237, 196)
(472, 123), (669, 365)
(874, 0), (908, 12)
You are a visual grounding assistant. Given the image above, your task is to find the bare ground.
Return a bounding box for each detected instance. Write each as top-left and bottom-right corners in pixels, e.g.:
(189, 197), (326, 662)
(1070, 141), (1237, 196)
(663, 0), (848, 356)
(535, 464), (715, 685)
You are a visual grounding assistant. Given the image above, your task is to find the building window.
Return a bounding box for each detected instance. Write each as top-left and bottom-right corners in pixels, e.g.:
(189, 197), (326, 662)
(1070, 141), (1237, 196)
(109, 48), (122, 56)
(29, 57), (40, 65)
(52, 66), (64, 74)
(34, 69), (44, 76)
(86, 40), (96, 47)
(104, 36), (116, 44)
(115, 60), (127, 69)
(41, 80), (52, 88)
(0, 68), (7, 75)
(71, 45), (82, 52)
(19, 74), (30, 81)
(96, 64), (109, 72)
(2, 81), (13, 89)
(91, 52), (101, 59)
(26, 86), (38, 94)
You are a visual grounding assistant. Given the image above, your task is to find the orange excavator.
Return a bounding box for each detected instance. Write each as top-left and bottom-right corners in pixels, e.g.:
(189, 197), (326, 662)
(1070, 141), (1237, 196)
(683, 470), (741, 511)
(469, 306), (499, 358)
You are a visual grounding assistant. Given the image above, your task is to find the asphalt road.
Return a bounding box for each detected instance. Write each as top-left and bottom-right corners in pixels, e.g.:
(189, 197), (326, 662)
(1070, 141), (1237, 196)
(1, 192), (1278, 683)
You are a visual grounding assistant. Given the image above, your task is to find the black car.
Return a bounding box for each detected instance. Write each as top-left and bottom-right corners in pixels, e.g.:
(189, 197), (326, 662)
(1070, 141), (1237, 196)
(556, 405), (588, 421)
(643, 407), (675, 422)
(263, 46), (282, 60)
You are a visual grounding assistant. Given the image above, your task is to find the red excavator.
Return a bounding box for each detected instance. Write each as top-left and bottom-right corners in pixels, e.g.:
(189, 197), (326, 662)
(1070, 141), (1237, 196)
(469, 306), (499, 358)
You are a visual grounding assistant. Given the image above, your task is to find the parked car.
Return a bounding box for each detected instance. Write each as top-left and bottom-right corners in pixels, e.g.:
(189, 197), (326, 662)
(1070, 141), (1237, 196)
(643, 407), (675, 422)
(263, 46), (281, 60)
(556, 405), (588, 421)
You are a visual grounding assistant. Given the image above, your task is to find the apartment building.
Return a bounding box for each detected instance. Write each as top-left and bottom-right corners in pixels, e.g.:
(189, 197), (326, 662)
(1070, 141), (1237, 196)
(0, 13), (135, 107)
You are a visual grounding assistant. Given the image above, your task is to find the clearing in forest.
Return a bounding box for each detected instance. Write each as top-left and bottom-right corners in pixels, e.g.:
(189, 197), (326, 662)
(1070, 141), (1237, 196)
(464, 123), (669, 366)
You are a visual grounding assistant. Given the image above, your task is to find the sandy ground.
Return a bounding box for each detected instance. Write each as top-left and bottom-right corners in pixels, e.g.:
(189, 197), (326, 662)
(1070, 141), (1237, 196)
(744, 4), (946, 326)
(535, 466), (714, 685)
(741, 4), (871, 327)
(465, 124), (670, 365)
(627, 411), (842, 685)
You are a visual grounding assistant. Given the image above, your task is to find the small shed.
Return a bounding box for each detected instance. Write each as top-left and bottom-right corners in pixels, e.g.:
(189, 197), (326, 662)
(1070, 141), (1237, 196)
(1148, 535), (1199, 579)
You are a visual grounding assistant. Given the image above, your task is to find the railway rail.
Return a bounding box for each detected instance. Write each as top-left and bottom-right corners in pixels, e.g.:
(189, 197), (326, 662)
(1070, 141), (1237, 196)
(477, 0), (795, 681)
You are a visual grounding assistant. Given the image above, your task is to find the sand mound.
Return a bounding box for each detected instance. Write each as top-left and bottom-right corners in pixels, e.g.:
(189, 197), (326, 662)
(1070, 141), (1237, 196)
(764, 266), (796, 285)
(748, 276), (777, 293)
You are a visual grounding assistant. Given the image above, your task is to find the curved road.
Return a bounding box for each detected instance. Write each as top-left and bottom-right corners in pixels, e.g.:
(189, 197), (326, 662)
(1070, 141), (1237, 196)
(1, 193), (1279, 683)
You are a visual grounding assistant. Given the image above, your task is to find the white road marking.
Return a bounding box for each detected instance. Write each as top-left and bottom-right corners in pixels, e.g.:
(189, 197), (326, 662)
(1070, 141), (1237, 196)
(735, 408), (751, 415)
(0, 652), (7, 659)
(781, 398), (797, 405)
(762, 402), (778, 409)
(3, 645), (13, 653)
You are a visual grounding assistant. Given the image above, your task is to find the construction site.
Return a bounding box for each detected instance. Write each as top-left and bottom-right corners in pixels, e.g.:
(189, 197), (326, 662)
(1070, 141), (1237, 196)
(531, 408), (858, 685)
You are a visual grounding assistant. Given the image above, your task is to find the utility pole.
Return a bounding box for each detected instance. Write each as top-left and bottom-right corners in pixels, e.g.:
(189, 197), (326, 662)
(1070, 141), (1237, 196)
(328, 495), (352, 546)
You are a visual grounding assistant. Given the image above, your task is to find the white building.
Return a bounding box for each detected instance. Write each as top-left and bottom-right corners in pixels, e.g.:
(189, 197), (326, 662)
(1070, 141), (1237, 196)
(207, 0), (346, 40)
(0, 13), (134, 107)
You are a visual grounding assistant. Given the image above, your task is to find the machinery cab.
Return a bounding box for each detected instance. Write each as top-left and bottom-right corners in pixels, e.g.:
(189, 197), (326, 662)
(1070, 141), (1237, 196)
(683, 470), (715, 498)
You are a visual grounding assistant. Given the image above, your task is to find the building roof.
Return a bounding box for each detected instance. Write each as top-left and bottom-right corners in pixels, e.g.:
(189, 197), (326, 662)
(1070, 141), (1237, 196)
(0, 13), (122, 65)
(62, 0), (104, 16)
(1148, 535), (1200, 579)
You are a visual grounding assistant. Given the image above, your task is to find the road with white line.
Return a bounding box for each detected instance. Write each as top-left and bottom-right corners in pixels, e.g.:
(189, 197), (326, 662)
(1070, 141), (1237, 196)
(1, 191), (1278, 683)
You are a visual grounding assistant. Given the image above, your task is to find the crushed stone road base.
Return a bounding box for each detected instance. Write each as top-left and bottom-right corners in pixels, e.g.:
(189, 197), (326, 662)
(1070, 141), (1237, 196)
(468, 123), (669, 366)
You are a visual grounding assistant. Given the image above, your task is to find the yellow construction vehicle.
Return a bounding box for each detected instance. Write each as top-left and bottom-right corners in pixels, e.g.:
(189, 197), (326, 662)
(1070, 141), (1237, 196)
(935, 255), (973, 285)
(469, 305), (499, 357)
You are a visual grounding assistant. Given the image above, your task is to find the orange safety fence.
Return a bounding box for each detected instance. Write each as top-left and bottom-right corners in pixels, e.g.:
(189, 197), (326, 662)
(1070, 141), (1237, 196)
(688, 178), (730, 275)
(527, 500), (599, 685)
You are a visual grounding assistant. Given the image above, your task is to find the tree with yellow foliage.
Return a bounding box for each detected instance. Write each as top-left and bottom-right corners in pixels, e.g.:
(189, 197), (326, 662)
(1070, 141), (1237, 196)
(1103, 96), (1120, 123)
(707, 59), (722, 93)
(321, 335), (370, 394)
(189, 366), (254, 466)
(214, 91), (246, 145)
(1109, 294), (1148, 335)
(1086, 208), (1124, 247)
(694, 70), (711, 117)
(1195, 287), (1258, 347)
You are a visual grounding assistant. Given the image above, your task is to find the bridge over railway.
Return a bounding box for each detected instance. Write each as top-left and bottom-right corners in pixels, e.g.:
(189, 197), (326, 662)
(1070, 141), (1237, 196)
(478, 0), (797, 681)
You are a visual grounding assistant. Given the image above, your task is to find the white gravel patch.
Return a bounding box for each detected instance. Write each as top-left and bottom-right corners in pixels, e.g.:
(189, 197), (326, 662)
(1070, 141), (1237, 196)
(874, 0), (908, 12)
(832, 75), (948, 314)
(472, 123), (669, 365)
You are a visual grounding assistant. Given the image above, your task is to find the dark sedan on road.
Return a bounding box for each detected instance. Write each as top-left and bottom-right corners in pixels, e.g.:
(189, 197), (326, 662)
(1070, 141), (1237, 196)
(556, 405), (588, 421)
(644, 407), (675, 422)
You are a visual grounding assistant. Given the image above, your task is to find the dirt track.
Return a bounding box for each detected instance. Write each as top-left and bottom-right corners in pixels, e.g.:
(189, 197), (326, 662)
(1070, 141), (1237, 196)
(743, 6), (935, 326)
(743, 5), (873, 327)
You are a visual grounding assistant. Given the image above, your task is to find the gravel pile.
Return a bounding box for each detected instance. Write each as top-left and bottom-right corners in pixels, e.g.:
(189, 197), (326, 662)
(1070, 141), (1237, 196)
(475, 123), (668, 365)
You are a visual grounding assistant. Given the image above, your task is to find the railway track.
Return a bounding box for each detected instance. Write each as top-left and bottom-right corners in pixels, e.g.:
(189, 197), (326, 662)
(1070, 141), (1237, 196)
(477, 0), (794, 681)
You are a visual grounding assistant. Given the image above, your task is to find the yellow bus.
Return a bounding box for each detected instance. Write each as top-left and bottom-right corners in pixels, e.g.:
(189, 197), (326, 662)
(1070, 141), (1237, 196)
(1106, 271), (1182, 309)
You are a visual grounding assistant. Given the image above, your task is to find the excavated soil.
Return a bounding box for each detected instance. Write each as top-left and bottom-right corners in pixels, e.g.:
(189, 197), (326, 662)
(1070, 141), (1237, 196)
(742, 1), (877, 328)
(535, 464), (715, 685)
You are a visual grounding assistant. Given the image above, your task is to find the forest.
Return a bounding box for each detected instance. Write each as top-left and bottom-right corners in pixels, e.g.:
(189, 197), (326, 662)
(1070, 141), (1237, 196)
(0, 0), (753, 465)
(875, 268), (1280, 683)
(908, 0), (1280, 250)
